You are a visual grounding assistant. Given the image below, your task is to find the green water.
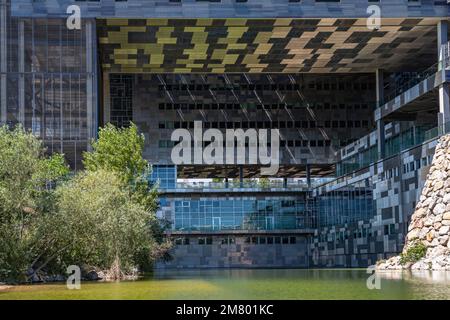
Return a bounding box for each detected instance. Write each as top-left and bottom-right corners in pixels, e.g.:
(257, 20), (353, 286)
(1, 269), (450, 300)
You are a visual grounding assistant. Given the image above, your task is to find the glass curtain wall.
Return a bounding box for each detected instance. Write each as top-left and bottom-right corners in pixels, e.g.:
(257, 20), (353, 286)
(172, 197), (311, 231)
(0, 2), (97, 169)
(315, 179), (375, 227)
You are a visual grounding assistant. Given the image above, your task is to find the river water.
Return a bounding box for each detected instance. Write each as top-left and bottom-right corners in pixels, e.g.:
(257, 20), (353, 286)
(1, 269), (450, 300)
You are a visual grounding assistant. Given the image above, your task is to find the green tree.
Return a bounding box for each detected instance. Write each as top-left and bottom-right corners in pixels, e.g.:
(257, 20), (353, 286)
(82, 123), (170, 272)
(0, 125), (69, 282)
(43, 170), (163, 278)
(83, 123), (157, 212)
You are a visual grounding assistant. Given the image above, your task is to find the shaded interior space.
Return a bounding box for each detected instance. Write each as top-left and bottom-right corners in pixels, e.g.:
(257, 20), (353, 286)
(381, 88), (440, 122)
(105, 72), (377, 172)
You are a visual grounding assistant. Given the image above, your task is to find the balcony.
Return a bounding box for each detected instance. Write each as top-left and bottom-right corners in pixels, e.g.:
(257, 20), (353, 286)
(375, 42), (450, 122)
(157, 178), (335, 193)
(335, 120), (450, 177)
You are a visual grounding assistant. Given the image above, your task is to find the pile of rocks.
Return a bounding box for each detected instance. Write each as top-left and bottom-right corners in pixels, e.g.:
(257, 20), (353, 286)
(377, 134), (450, 270)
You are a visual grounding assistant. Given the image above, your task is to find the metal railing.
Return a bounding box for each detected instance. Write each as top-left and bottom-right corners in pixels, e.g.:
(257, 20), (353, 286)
(159, 178), (335, 191)
(377, 62), (441, 108)
(335, 121), (450, 179)
(442, 41), (450, 70)
(376, 41), (450, 109)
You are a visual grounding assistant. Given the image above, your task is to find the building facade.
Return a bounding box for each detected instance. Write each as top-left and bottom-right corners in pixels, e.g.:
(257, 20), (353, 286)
(1, 0), (449, 268)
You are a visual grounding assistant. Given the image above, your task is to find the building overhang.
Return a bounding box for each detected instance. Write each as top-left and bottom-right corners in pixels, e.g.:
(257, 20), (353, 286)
(97, 18), (447, 74)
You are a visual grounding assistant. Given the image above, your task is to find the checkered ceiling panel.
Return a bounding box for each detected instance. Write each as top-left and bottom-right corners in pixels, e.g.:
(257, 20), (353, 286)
(98, 18), (440, 73)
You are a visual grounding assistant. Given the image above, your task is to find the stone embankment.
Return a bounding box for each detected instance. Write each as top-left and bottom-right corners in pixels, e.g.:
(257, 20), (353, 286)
(377, 134), (450, 270)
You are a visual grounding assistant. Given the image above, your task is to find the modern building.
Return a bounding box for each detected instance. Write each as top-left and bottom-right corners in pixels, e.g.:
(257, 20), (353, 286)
(1, 0), (449, 268)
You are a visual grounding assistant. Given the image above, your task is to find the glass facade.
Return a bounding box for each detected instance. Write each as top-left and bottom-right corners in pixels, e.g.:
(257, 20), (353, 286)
(315, 179), (375, 227)
(172, 197), (312, 231)
(336, 124), (437, 177)
(150, 165), (177, 189)
(0, 2), (97, 169)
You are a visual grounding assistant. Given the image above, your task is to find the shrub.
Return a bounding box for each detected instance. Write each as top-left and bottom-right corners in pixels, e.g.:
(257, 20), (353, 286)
(0, 125), (69, 282)
(399, 242), (427, 265)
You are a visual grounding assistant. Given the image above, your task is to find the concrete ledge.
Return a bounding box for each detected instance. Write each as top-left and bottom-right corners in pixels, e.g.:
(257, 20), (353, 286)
(165, 229), (315, 236)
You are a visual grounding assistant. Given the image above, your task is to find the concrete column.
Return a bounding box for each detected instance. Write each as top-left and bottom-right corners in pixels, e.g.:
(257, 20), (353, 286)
(85, 19), (98, 144)
(18, 19), (25, 124)
(103, 72), (110, 126)
(375, 69), (384, 107)
(376, 69), (386, 159)
(306, 164), (311, 188)
(437, 20), (450, 128)
(437, 20), (448, 70)
(377, 120), (386, 159)
(439, 85), (450, 129)
(239, 165), (243, 188)
(0, 0), (7, 124)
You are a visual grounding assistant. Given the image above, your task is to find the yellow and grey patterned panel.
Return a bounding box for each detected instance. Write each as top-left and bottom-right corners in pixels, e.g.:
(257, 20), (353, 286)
(98, 18), (440, 73)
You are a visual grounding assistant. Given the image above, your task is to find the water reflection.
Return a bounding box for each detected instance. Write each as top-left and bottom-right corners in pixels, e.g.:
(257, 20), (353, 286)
(377, 270), (450, 284)
(377, 270), (450, 300)
(2, 269), (450, 300)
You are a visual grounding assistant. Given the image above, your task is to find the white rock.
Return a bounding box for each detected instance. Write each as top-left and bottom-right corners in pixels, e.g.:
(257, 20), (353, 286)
(439, 225), (450, 235)
(434, 180), (444, 192)
(438, 235), (449, 245)
(429, 245), (447, 257)
(431, 238), (440, 247)
(414, 208), (427, 218)
(407, 228), (420, 241)
(434, 203), (446, 215)
(443, 193), (450, 204)
(424, 217), (434, 227)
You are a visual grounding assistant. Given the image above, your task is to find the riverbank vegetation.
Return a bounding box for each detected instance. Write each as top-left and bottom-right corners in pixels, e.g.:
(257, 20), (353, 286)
(0, 124), (170, 284)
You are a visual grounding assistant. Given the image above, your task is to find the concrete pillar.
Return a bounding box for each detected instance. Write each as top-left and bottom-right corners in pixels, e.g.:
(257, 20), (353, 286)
(18, 19), (25, 124)
(85, 19), (98, 144)
(437, 20), (450, 128)
(0, 0), (7, 124)
(439, 85), (450, 130)
(376, 69), (386, 159)
(375, 69), (384, 107)
(437, 20), (448, 70)
(103, 72), (110, 126)
(377, 120), (386, 159)
(306, 164), (311, 188)
(239, 165), (243, 188)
